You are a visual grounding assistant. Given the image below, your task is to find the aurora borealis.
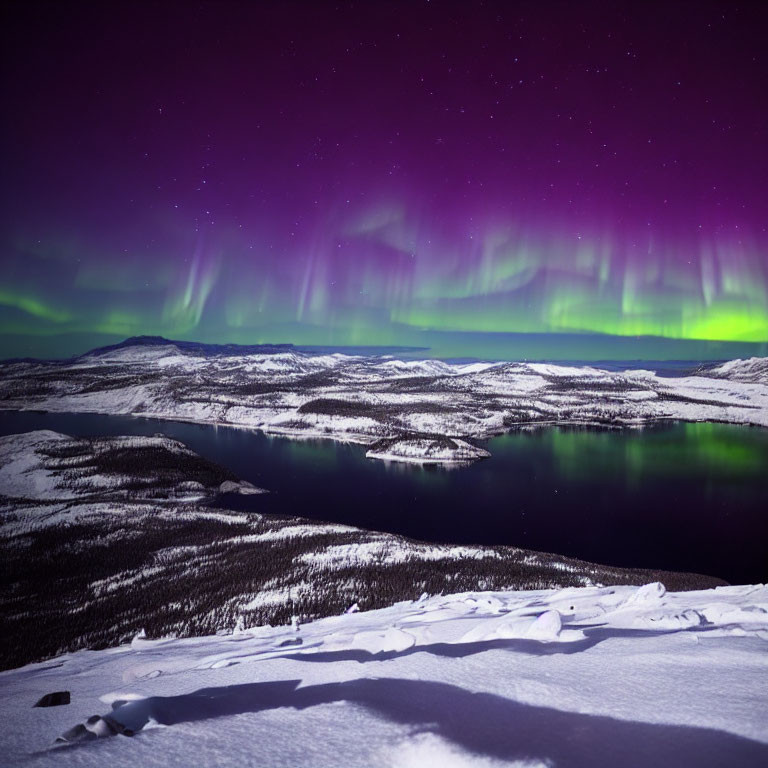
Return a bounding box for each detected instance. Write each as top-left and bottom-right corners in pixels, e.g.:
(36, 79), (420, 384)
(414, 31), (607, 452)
(1, 1), (767, 359)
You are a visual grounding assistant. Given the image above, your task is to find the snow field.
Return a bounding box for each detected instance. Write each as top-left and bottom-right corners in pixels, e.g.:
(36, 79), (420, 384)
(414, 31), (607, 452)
(2, 582), (767, 766)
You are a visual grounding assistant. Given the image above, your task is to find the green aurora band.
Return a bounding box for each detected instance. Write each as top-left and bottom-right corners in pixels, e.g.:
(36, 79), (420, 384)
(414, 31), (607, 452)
(2, 216), (767, 360)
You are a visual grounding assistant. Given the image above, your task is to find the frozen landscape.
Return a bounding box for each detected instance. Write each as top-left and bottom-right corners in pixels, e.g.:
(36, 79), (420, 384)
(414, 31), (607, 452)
(1, 340), (766, 766)
(4, 0), (767, 763)
(1, 428), (719, 672)
(1, 337), (767, 465)
(1, 582), (767, 766)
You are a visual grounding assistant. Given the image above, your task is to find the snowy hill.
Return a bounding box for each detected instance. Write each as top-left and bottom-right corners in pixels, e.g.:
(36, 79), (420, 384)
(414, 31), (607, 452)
(708, 356), (768, 383)
(1, 582), (766, 766)
(77, 335), (295, 361)
(0, 430), (257, 504)
(1, 339), (767, 465)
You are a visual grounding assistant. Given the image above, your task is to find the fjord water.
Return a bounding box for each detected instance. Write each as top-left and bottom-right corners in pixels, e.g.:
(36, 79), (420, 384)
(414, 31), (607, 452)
(1, 411), (766, 584)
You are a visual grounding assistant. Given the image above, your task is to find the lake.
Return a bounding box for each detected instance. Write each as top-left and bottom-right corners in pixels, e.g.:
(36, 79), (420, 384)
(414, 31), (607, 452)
(1, 410), (765, 585)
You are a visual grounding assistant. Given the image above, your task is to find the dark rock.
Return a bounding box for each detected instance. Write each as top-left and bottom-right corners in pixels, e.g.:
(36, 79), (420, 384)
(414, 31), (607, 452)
(33, 691), (70, 707)
(105, 715), (134, 736)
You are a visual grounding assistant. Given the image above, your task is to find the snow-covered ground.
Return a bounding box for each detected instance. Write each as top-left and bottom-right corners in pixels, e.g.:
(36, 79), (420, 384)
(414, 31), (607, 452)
(0, 429), (251, 509)
(2, 582), (766, 767)
(2, 338), (767, 464)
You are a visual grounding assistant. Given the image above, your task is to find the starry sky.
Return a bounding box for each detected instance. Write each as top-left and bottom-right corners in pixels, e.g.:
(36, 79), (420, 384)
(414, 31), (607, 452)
(1, 0), (767, 360)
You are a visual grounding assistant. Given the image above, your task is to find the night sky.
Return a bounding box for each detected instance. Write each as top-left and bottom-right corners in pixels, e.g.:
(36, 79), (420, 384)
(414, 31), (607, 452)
(2, 1), (767, 359)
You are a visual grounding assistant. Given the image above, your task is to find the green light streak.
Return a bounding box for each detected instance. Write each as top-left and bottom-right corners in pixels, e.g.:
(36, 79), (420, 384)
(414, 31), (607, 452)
(2, 214), (767, 350)
(162, 254), (219, 333)
(0, 289), (72, 323)
(491, 422), (767, 486)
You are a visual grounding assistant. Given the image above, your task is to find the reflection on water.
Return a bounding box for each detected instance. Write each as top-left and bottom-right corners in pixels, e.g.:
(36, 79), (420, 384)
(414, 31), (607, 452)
(0, 411), (765, 584)
(497, 422), (766, 485)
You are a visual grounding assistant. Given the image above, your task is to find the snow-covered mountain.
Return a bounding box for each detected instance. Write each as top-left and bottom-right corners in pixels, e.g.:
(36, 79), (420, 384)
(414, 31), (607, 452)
(2, 582), (766, 766)
(707, 356), (768, 383)
(1, 338), (767, 464)
(0, 430), (722, 672)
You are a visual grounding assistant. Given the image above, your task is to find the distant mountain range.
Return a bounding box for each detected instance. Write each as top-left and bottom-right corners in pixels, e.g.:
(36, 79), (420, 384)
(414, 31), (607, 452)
(80, 335), (297, 359)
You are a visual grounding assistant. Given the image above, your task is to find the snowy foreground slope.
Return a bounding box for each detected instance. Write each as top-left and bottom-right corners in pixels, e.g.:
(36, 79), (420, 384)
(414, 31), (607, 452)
(0, 430), (722, 671)
(2, 583), (767, 767)
(1, 338), (767, 463)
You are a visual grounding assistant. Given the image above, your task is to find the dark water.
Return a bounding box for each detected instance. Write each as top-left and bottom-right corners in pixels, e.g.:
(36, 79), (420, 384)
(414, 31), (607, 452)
(1, 410), (766, 584)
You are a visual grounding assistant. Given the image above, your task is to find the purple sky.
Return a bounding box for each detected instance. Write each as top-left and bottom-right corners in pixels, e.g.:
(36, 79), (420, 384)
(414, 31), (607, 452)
(1, 1), (767, 358)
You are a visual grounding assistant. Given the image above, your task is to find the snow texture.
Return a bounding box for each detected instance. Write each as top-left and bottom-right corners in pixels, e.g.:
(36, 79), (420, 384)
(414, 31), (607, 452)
(1, 583), (766, 766)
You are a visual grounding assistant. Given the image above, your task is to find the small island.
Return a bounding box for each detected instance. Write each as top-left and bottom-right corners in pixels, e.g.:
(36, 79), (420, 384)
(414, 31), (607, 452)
(366, 435), (491, 465)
